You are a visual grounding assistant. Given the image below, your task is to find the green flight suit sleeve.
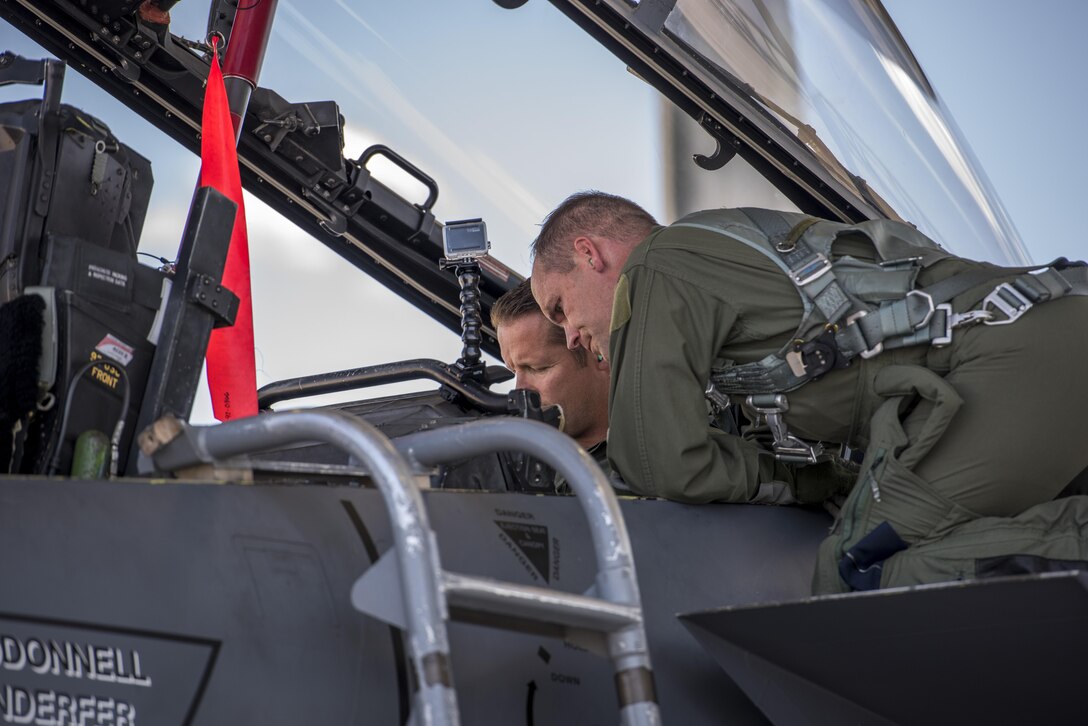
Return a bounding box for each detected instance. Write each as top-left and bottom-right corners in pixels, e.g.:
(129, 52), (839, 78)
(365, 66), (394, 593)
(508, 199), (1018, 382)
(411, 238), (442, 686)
(607, 264), (783, 503)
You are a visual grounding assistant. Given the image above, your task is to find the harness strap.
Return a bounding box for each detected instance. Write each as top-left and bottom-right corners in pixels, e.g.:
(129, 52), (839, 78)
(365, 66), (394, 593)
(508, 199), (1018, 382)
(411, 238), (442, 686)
(716, 258), (1085, 392)
(686, 209), (1088, 395)
(693, 209), (1088, 463)
(712, 261), (1088, 396)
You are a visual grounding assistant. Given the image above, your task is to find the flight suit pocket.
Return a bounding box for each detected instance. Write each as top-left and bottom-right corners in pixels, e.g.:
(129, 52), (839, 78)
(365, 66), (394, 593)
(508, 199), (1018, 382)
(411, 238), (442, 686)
(827, 365), (978, 591)
(869, 455), (980, 543)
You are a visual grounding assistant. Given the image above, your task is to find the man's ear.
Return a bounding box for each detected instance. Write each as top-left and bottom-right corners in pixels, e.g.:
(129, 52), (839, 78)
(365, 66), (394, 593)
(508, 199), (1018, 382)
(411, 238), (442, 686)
(593, 353), (610, 372)
(573, 236), (602, 272)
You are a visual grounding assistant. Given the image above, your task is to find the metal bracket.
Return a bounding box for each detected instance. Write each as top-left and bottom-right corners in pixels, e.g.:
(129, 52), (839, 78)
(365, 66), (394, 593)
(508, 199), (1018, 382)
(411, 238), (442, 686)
(207, 0), (240, 55)
(351, 549), (407, 629)
(254, 102), (323, 153)
(843, 309), (884, 359)
(188, 273), (239, 327)
(933, 303), (993, 347)
(789, 252), (832, 287)
(906, 289), (937, 329)
(704, 381), (731, 416)
(982, 282), (1033, 325)
(409, 207), (438, 245)
(693, 112), (740, 171)
(745, 394), (828, 465)
(250, 90), (345, 183)
(90, 23), (142, 83)
(0, 51), (49, 87)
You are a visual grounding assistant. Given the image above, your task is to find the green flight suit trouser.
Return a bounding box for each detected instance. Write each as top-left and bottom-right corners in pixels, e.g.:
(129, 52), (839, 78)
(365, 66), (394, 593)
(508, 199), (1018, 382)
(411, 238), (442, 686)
(814, 295), (1088, 593)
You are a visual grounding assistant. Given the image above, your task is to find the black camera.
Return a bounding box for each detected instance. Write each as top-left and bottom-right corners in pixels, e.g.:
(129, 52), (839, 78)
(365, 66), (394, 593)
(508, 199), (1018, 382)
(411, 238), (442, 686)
(441, 218), (490, 259)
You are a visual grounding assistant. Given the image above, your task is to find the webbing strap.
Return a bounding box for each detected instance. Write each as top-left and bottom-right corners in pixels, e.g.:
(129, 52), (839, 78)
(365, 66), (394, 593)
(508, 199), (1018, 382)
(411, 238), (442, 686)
(713, 267), (1088, 395)
(1016, 267), (1070, 301)
(744, 209), (859, 327)
(690, 210), (1088, 395)
(1009, 261), (1088, 302)
(831, 260), (1088, 356)
(834, 291), (937, 358)
(835, 263), (1035, 355)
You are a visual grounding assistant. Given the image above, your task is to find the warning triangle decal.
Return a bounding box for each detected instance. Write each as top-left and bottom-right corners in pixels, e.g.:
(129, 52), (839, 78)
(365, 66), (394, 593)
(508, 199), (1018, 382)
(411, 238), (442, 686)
(495, 521), (550, 583)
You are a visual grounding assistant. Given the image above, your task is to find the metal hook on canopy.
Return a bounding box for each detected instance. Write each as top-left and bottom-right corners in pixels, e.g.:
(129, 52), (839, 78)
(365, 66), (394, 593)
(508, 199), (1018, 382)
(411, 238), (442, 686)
(693, 136), (737, 171)
(693, 111), (739, 171)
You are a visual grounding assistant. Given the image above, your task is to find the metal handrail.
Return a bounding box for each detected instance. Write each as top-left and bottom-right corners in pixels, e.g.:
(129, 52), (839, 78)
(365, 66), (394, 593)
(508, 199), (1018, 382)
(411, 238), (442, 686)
(149, 411), (660, 725)
(148, 410), (461, 725)
(441, 571), (642, 631)
(395, 417), (660, 724)
(255, 358), (512, 411)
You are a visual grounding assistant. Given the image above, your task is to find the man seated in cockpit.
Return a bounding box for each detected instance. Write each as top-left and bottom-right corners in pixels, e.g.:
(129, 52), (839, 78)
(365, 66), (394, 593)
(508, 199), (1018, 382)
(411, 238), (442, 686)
(492, 278), (611, 470)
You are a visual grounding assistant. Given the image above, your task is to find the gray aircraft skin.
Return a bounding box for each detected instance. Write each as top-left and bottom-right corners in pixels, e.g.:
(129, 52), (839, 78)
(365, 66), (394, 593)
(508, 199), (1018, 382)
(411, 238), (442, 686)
(0, 2), (1080, 725)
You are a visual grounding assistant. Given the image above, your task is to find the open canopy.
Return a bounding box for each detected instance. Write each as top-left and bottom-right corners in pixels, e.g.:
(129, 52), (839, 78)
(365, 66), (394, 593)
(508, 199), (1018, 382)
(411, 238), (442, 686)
(0, 0), (1030, 361)
(557, 0), (1029, 264)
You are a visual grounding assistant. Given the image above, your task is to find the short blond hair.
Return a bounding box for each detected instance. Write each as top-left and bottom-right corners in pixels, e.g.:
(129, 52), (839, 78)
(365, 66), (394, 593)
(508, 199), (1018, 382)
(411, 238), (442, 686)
(531, 191), (657, 272)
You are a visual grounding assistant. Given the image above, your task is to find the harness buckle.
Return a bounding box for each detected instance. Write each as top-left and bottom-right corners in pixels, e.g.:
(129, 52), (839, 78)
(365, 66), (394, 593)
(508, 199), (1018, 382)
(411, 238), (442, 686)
(745, 394), (827, 465)
(933, 304), (994, 347)
(704, 381), (731, 415)
(982, 282), (1033, 325)
(933, 304), (953, 346)
(906, 289), (936, 328)
(790, 253), (832, 287)
(844, 310), (884, 359)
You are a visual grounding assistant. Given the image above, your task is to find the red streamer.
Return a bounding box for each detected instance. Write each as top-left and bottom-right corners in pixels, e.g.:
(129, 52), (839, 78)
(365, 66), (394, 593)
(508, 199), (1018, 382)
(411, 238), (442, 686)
(199, 38), (257, 421)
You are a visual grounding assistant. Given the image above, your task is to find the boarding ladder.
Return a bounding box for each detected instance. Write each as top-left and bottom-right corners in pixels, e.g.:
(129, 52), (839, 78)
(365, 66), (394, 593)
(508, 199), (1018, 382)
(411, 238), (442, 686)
(147, 410), (660, 725)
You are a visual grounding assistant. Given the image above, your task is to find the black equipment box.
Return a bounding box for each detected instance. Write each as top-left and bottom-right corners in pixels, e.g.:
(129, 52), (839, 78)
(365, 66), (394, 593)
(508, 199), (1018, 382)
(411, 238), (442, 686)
(0, 99), (153, 301)
(0, 93), (161, 475)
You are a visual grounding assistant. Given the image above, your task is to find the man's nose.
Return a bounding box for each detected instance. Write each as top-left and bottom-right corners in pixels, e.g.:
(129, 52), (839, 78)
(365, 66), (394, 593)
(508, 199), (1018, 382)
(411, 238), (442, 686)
(564, 325), (582, 351)
(515, 373), (537, 392)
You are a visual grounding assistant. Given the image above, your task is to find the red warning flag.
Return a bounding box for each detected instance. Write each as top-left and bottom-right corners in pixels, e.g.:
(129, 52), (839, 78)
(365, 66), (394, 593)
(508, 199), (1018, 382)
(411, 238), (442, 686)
(199, 38), (257, 421)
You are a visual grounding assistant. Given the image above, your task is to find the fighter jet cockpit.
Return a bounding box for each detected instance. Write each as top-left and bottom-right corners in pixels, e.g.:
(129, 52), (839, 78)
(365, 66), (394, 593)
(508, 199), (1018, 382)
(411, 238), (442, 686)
(0, 1), (1077, 724)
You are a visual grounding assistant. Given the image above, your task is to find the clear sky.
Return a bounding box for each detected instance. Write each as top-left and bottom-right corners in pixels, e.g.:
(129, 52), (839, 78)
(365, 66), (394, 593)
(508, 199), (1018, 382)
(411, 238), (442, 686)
(1, 1), (1084, 422)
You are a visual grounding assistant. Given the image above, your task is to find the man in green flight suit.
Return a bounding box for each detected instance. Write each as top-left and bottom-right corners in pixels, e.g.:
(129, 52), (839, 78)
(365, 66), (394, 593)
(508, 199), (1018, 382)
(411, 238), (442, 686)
(530, 190), (1088, 593)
